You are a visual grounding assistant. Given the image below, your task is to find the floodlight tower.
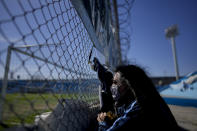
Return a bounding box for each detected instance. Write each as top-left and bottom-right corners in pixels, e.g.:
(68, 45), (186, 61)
(165, 25), (180, 80)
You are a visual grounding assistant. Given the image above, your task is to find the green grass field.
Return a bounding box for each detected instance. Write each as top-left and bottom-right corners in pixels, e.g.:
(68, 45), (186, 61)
(1, 93), (98, 129)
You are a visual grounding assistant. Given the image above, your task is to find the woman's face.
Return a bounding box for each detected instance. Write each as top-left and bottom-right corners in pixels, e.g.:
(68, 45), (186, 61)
(111, 72), (128, 101)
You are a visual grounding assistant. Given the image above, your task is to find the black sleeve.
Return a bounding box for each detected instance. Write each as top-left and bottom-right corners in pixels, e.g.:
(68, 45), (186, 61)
(98, 69), (114, 112)
(93, 58), (115, 127)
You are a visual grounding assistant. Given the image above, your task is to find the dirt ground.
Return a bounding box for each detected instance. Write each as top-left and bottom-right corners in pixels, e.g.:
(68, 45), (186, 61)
(168, 105), (197, 131)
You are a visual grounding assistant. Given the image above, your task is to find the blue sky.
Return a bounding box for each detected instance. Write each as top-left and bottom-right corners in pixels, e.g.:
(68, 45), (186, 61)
(1, 0), (196, 79)
(0, 0), (98, 79)
(128, 0), (197, 76)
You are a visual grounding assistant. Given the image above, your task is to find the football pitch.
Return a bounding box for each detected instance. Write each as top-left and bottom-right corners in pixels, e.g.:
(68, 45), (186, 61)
(1, 93), (98, 128)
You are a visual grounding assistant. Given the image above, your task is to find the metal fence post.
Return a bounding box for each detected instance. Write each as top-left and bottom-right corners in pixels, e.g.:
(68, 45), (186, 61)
(0, 45), (12, 121)
(70, 0), (104, 55)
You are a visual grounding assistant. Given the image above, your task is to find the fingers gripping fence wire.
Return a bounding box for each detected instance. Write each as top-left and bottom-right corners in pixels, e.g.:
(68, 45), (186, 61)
(0, 0), (106, 130)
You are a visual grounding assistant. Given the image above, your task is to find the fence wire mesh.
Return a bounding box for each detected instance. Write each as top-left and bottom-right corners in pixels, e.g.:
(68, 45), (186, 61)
(0, 0), (105, 130)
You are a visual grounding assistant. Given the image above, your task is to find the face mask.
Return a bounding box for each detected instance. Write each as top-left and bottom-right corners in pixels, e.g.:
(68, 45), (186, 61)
(110, 85), (121, 101)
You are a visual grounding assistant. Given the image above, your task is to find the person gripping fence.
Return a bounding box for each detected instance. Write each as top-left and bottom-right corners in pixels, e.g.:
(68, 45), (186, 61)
(91, 58), (181, 131)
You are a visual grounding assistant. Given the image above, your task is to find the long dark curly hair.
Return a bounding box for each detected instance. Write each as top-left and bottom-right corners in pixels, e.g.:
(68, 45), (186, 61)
(115, 65), (179, 129)
(115, 65), (158, 103)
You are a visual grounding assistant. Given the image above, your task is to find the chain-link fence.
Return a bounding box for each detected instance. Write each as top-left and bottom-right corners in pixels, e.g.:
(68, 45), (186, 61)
(0, 0), (134, 130)
(0, 0), (107, 130)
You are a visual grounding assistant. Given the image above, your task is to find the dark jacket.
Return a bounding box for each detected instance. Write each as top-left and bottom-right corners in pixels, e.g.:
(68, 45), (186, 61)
(98, 98), (180, 131)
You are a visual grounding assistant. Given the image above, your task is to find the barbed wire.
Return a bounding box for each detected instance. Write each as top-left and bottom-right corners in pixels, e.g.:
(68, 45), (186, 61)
(117, 0), (135, 64)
